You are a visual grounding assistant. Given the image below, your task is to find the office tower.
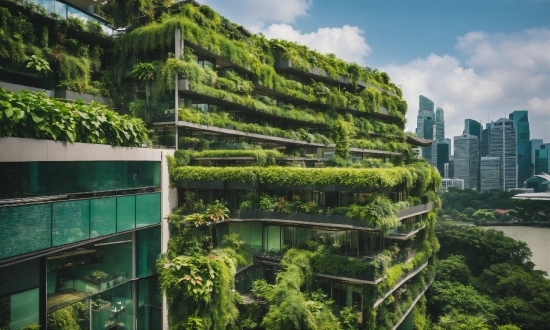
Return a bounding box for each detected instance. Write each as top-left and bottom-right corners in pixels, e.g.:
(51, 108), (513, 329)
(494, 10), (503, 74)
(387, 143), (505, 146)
(435, 108), (445, 140)
(481, 127), (490, 157)
(419, 95), (435, 113)
(416, 110), (435, 161)
(463, 119), (482, 140)
(431, 139), (450, 176)
(531, 139), (543, 176)
(448, 155), (455, 178)
(0, 1), (440, 329)
(509, 111), (531, 185)
(454, 134), (480, 190)
(535, 144), (549, 175)
(480, 157), (501, 191)
(487, 118), (517, 190)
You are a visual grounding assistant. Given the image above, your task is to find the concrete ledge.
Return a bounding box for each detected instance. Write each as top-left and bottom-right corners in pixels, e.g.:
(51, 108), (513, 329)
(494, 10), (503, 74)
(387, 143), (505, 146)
(0, 137), (164, 162)
(54, 90), (110, 105)
(0, 81), (54, 97)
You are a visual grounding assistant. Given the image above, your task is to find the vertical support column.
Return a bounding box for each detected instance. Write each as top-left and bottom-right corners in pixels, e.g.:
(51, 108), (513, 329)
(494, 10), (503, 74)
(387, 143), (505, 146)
(39, 257), (47, 329)
(174, 28), (184, 150)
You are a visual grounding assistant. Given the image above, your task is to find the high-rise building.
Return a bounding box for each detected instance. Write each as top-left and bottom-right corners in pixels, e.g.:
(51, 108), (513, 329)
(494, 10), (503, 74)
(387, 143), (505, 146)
(480, 157), (501, 191)
(431, 139), (450, 176)
(509, 111), (531, 185)
(463, 119), (482, 140)
(487, 118), (517, 190)
(434, 107), (445, 140)
(535, 144), (550, 175)
(454, 134), (480, 190)
(416, 110), (435, 161)
(0, 1), (440, 329)
(531, 139), (543, 175)
(448, 155), (455, 178)
(419, 95), (434, 113)
(481, 126), (490, 157)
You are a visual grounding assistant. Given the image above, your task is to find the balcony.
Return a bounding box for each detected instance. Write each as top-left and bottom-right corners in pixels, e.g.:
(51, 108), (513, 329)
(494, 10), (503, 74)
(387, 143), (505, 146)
(54, 90), (110, 105)
(275, 59), (362, 87)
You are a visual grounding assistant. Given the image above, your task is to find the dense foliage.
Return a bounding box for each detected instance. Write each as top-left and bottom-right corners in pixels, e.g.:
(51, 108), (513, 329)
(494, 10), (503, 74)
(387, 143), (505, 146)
(0, 89), (150, 146)
(423, 223), (550, 330)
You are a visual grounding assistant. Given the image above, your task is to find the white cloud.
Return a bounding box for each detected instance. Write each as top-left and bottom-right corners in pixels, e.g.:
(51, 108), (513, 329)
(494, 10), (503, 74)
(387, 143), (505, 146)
(199, 0), (312, 31)
(261, 24), (371, 65)
(382, 28), (550, 152)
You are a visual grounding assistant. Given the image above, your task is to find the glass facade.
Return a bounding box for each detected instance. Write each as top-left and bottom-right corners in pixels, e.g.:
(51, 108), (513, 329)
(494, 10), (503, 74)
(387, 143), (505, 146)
(0, 193), (161, 260)
(0, 288), (39, 330)
(0, 161), (160, 200)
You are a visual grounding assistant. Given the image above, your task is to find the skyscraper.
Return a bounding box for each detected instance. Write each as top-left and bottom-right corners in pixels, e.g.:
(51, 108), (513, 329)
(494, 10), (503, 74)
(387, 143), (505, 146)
(487, 118), (517, 190)
(416, 110), (435, 161)
(419, 95), (434, 113)
(454, 134), (480, 190)
(435, 107), (445, 140)
(509, 111), (531, 185)
(481, 126), (490, 157)
(535, 144), (549, 175)
(463, 119), (482, 140)
(480, 157), (501, 191)
(431, 138), (450, 176)
(531, 139), (543, 175)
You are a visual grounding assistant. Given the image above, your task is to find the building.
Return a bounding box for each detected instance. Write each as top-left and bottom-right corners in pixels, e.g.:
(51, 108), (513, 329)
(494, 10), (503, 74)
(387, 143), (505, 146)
(463, 119), (482, 140)
(454, 134), (480, 190)
(434, 107), (445, 140)
(486, 119), (517, 190)
(448, 155), (455, 178)
(431, 139), (450, 176)
(440, 178), (465, 192)
(531, 139), (544, 175)
(480, 157), (501, 191)
(481, 126), (490, 157)
(416, 110), (435, 161)
(0, 138), (173, 330)
(509, 111), (531, 185)
(535, 144), (550, 175)
(0, 1), (440, 329)
(419, 95), (435, 113)
(525, 173), (550, 192)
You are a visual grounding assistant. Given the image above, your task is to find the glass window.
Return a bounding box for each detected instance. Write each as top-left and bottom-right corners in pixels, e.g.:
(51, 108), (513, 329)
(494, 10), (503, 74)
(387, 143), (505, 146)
(115, 162), (129, 190)
(91, 282), (134, 330)
(117, 196), (136, 232)
(47, 233), (133, 312)
(21, 162), (48, 197)
(0, 288), (39, 330)
(90, 197), (117, 237)
(52, 200), (90, 246)
(0, 163), (22, 199)
(136, 193), (161, 228)
(137, 278), (162, 330)
(0, 204), (52, 259)
(48, 162), (77, 194)
(94, 162), (116, 191)
(76, 162), (96, 192)
(228, 222), (262, 254)
(264, 226), (281, 254)
(137, 226), (161, 277)
(47, 299), (90, 330)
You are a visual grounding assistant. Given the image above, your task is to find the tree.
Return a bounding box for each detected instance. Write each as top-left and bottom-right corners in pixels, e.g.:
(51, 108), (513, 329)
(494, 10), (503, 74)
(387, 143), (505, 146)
(473, 209), (495, 222)
(427, 281), (496, 320)
(436, 255), (472, 285)
(435, 311), (490, 330)
(205, 200), (230, 222)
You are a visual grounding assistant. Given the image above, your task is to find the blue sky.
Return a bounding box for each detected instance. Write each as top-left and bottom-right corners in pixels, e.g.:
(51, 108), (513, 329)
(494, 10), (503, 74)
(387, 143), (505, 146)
(202, 0), (550, 148)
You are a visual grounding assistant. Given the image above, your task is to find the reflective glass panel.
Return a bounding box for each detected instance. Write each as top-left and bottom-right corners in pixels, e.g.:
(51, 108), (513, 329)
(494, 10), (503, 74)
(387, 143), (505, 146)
(0, 204), (52, 259)
(90, 197), (117, 237)
(135, 193), (161, 228)
(116, 196), (136, 232)
(137, 226), (161, 277)
(52, 200), (90, 246)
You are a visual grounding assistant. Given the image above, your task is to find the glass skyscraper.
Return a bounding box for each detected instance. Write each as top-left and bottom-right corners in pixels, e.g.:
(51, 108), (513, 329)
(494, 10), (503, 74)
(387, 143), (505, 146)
(480, 157), (501, 191)
(419, 95), (434, 113)
(509, 111), (531, 185)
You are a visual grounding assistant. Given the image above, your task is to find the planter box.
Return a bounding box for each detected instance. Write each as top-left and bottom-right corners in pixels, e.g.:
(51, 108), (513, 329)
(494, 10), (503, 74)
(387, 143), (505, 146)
(237, 210), (375, 229)
(0, 81), (55, 97)
(226, 181), (257, 190)
(178, 79), (190, 91)
(179, 180), (224, 189)
(55, 90), (110, 105)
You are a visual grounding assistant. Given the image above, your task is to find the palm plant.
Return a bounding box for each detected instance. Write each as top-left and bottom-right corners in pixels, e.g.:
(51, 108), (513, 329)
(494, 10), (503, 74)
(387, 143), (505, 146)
(184, 213), (207, 227)
(204, 200), (229, 222)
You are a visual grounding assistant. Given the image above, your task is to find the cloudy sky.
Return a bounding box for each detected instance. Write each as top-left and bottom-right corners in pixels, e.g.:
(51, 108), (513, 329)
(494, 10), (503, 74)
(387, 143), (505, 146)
(201, 0), (550, 150)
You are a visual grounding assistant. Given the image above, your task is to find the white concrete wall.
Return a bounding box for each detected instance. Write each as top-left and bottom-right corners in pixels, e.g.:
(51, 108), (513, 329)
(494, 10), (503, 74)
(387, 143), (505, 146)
(0, 137), (166, 162)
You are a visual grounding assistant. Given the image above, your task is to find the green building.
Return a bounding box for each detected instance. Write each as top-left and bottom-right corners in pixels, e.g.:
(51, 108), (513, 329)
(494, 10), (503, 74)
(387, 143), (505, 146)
(0, 0), (440, 329)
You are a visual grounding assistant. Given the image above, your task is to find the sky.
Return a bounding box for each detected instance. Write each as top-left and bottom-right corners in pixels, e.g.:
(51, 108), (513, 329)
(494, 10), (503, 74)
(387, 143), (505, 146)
(201, 0), (550, 151)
